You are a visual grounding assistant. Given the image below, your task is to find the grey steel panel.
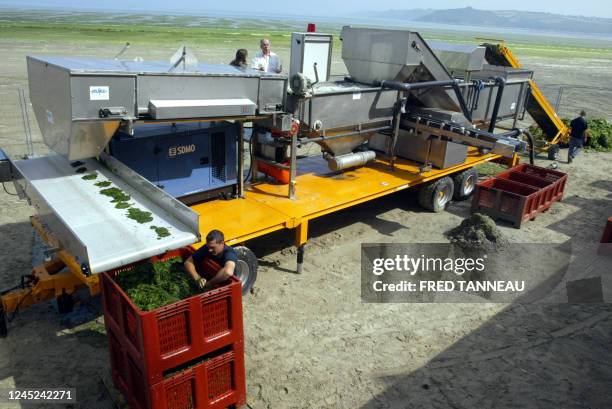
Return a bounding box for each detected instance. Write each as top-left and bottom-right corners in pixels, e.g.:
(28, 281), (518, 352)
(341, 26), (423, 83)
(26, 55), (287, 160)
(136, 75), (260, 113)
(428, 41), (485, 73)
(370, 130), (467, 169)
(368, 133), (388, 153)
(258, 77), (288, 113)
(497, 83), (523, 118)
(70, 75), (136, 119)
(299, 82), (398, 131)
(289, 32), (333, 83)
(429, 138), (468, 169)
(340, 26), (461, 113)
(471, 64), (533, 82)
(148, 99), (256, 119)
(28, 57), (73, 158)
(30, 55), (283, 77)
(12, 155), (199, 273)
(28, 57), (124, 160)
(470, 82), (527, 122)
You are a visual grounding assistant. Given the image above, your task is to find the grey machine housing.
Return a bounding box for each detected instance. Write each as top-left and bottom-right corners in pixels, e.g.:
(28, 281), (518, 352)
(27, 56), (287, 161)
(286, 26), (529, 167)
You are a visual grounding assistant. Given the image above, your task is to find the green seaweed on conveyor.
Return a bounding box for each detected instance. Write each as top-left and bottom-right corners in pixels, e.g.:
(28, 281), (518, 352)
(115, 202), (131, 209)
(99, 187), (131, 203)
(95, 181), (112, 188)
(81, 173), (98, 180)
(150, 226), (171, 239)
(126, 207), (153, 224)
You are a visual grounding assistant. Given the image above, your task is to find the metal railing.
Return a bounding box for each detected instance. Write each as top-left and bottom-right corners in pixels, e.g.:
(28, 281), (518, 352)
(539, 84), (612, 121)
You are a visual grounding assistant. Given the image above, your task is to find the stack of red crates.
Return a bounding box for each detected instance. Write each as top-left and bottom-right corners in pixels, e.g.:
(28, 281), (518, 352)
(100, 248), (246, 409)
(471, 163), (568, 228)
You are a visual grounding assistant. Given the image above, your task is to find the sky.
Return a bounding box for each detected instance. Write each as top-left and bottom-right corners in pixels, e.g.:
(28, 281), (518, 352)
(0, 0), (611, 19)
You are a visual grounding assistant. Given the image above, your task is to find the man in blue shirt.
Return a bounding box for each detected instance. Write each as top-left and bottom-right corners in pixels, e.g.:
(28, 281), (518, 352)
(568, 110), (589, 163)
(184, 229), (238, 290)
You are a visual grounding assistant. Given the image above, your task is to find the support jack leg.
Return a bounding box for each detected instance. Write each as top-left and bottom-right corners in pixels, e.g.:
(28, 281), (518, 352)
(296, 245), (305, 274)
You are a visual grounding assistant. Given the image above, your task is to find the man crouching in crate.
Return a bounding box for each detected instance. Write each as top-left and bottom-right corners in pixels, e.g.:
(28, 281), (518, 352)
(184, 230), (237, 291)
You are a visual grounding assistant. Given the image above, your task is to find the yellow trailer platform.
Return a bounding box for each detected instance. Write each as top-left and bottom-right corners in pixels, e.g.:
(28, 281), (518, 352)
(196, 148), (508, 249)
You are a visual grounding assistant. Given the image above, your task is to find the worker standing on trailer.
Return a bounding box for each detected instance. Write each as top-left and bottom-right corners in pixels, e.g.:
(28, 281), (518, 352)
(568, 110), (590, 163)
(184, 230), (237, 290)
(230, 49), (249, 68)
(251, 38), (282, 73)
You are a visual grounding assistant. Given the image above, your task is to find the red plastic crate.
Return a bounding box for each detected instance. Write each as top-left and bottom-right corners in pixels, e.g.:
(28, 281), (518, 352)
(109, 326), (246, 409)
(501, 163), (567, 183)
(496, 163), (567, 203)
(101, 248), (244, 385)
(471, 164), (567, 228)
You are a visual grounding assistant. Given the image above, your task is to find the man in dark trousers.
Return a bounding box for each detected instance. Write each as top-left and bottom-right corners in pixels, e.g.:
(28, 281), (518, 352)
(184, 229), (237, 290)
(568, 110), (590, 163)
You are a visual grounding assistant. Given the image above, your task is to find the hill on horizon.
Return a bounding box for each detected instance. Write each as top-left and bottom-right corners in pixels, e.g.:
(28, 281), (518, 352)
(364, 7), (612, 36)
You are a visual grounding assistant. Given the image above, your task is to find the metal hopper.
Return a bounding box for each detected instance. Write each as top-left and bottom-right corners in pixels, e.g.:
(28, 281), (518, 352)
(27, 56), (287, 161)
(340, 26), (462, 112)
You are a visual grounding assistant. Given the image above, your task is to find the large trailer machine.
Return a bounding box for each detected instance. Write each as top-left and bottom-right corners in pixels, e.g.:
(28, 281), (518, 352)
(0, 26), (539, 332)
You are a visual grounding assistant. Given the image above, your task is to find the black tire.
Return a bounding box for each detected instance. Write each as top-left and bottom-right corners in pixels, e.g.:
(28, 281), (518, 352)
(418, 176), (454, 213)
(0, 302), (7, 338)
(547, 144), (560, 161)
(452, 168), (479, 201)
(56, 291), (74, 314)
(233, 246), (258, 296)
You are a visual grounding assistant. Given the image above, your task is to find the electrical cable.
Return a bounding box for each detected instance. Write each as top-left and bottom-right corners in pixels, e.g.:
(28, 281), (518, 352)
(2, 182), (18, 196)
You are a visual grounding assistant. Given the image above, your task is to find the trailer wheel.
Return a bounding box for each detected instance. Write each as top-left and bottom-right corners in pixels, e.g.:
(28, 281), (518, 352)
(233, 246), (258, 295)
(547, 144), (560, 161)
(418, 176), (454, 213)
(452, 168), (478, 200)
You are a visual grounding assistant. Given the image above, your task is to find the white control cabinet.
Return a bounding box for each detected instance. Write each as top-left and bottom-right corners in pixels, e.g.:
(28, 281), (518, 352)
(289, 32), (333, 83)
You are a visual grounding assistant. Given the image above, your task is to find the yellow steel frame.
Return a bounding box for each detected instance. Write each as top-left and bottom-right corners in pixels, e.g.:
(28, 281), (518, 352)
(1, 148), (515, 314)
(192, 149), (508, 249)
(496, 44), (570, 149)
(1, 217), (99, 314)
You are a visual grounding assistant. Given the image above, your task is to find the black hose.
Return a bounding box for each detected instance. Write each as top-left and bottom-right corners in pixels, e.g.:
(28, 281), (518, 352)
(450, 81), (473, 122)
(2, 182), (18, 196)
(471, 79), (484, 111)
(377, 79), (473, 122)
(488, 77), (506, 133)
(521, 129), (536, 165)
(376, 79), (457, 92)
